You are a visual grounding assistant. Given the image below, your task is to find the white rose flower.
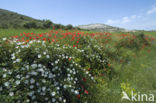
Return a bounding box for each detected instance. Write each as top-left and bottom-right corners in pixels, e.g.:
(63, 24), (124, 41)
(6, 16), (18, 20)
(63, 99), (66, 103)
(31, 64), (37, 69)
(46, 55), (50, 59)
(9, 92), (14, 96)
(30, 78), (35, 84)
(15, 80), (20, 85)
(2, 38), (7, 41)
(42, 86), (46, 91)
(51, 92), (56, 96)
(43, 52), (47, 55)
(16, 59), (20, 62)
(38, 54), (41, 58)
(3, 74), (6, 78)
(52, 98), (56, 102)
(0, 87), (3, 91)
(4, 82), (10, 87)
(74, 90), (79, 94)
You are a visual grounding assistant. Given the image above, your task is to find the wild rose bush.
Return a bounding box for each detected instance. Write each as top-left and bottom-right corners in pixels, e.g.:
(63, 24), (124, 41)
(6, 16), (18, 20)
(0, 35), (110, 103)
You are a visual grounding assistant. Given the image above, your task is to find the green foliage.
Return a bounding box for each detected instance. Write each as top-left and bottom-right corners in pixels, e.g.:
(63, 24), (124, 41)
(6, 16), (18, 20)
(0, 29), (155, 103)
(23, 21), (37, 29)
(43, 20), (53, 28)
(65, 24), (73, 30)
(120, 82), (136, 97)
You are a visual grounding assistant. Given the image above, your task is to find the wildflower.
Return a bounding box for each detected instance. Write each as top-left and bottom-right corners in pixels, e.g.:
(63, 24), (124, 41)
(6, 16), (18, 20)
(107, 64), (111, 67)
(15, 80), (20, 85)
(30, 85), (34, 89)
(46, 55), (50, 58)
(42, 87), (46, 91)
(2, 38), (7, 41)
(83, 77), (86, 82)
(16, 59), (20, 62)
(16, 75), (20, 79)
(43, 52), (46, 55)
(9, 92), (14, 96)
(38, 54), (41, 58)
(74, 90), (79, 95)
(55, 61), (58, 64)
(31, 71), (37, 76)
(68, 58), (71, 61)
(30, 78), (35, 84)
(51, 92), (56, 96)
(52, 98), (56, 102)
(84, 90), (89, 94)
(0, 87), (3, 91)
(63, 99), (66, 103)
(59, 97), (62, 101)
(76, 94), (80, 99)
(31, 64), (37, 69)
(4, 82), (9, 87)
(3, 74), (7, 78)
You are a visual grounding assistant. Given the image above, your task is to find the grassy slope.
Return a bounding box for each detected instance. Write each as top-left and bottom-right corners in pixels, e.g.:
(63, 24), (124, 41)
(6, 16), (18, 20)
(0, 9), (44, 28)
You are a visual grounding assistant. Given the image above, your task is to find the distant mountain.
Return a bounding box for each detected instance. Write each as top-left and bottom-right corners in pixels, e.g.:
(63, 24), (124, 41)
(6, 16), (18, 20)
(78, 23), (129, 32)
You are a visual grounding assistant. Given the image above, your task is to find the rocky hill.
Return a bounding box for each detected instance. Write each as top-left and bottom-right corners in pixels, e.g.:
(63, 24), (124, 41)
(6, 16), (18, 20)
(78, 23), (128, 32)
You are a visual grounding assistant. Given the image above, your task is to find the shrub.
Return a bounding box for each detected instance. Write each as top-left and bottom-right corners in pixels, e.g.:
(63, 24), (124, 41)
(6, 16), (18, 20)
(65, 24), (73, 30)
(23, 21), (37, 29)
(0, 37), (106, 103)
(43, 20), (53, 28)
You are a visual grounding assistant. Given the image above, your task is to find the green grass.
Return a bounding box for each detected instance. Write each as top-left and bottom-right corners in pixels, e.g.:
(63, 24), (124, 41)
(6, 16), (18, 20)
(0, 29), (155, 103)
(0, 29), (51, 38)
(98, 43), (156, 103)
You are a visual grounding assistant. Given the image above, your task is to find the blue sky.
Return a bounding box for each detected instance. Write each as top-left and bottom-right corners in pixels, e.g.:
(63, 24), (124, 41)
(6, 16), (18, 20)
(0, 0), (156, 30)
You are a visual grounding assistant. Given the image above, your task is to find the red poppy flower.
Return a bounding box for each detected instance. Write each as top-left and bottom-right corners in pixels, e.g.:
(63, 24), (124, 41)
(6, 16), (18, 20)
(43, 38), (46, 41)
(107, 64), (111, 67)
(84, 90), (88, 94)
(76, 94), (80, 99)
(68, 58), (71, 61)
(82, 77), (86, 82)
(88, 68), (91, 71)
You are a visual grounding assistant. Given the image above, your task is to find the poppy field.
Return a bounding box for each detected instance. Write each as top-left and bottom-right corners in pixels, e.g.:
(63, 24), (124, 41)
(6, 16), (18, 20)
(0, 29), (156, 103)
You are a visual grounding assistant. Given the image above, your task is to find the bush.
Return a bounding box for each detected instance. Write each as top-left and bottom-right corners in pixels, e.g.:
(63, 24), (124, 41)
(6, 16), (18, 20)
(43, 20), (53, 28)
(23, 21), (37, 29)
(0, 37), (109, 103)
(65, 24), (73, 30)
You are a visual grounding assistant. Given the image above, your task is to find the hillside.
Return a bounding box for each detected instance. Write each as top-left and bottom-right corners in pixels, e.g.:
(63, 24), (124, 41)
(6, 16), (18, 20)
(78, 23), (129, 32)
(0, 9), (74, 29)
(0, 9), (46, 28)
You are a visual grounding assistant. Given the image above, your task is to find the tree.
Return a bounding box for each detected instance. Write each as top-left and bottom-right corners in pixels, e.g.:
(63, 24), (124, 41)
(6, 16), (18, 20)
(54, 24), (61, 29)
(23, 21), (37, 29)
(65, 24), (73, 30)
(43, 20), (53, 28)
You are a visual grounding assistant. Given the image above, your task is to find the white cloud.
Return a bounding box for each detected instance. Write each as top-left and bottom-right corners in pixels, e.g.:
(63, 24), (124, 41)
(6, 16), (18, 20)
(147, 6), (156, 15)
(131, 15), (136, 19)
(105, 6), (156, 30)
(122, 17), (130, 24)
(106, 19), (120, 25)
(106, 16), (132, 25)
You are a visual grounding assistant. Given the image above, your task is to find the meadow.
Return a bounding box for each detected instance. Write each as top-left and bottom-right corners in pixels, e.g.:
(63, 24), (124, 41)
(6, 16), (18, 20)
(0, 29), (155, 103)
